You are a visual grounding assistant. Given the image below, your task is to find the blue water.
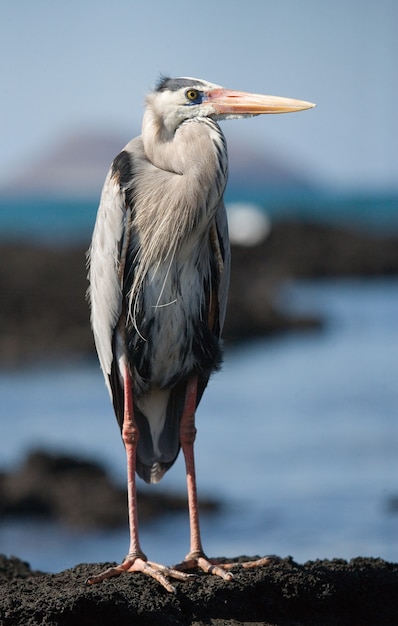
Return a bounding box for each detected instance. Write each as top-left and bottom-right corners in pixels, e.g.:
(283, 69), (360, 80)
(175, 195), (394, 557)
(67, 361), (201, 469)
(0, 196), (98, 244)
(0, 279), (397, 573)
(1, 190), (397, 244)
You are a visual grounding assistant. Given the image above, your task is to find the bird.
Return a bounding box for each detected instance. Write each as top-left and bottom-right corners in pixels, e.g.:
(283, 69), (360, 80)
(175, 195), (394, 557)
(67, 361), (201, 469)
(87, 76), (315, 592)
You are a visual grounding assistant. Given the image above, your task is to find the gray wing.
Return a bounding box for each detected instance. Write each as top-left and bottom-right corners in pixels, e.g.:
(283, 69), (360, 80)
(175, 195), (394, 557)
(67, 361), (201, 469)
(193, 198), (230, 410)
(87, 145), (135, 396)
(215, 199), (231, 334)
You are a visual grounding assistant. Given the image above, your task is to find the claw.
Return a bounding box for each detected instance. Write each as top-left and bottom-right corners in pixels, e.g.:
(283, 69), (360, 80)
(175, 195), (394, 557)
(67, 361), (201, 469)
(241, 556), (272, 569)
(172, 554), (270, 580)
(86, 556), (194, 593)
(86, 554), (271, 592)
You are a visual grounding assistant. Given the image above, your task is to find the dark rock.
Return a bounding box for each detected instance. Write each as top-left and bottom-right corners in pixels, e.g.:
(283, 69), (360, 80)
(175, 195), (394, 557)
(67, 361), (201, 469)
(0, 242), (91, 366)
(0, 450), (219, 529)
(258, 220), (398, 277)
(0, 554), (397, 625)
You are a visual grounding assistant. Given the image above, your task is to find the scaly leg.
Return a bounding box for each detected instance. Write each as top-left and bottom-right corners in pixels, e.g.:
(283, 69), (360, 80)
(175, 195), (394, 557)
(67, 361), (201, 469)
(173, 376), (271, 578)
(87, 364), (192, 593)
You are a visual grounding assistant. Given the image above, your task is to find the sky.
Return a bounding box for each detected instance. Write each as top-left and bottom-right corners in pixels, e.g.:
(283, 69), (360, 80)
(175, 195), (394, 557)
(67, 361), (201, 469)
(1, 0), (397, 191)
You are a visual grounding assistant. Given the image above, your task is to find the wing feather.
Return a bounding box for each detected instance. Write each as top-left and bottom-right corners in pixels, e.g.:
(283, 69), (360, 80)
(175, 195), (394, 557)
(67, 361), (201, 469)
(88, 158), (131, 394)
(215, 200), (231, 333)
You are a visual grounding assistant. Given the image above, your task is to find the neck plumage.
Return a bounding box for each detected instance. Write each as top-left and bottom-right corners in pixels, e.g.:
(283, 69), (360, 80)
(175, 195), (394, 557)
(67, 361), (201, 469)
(129, 110), (228, 270)
(142, 107), (228, 183)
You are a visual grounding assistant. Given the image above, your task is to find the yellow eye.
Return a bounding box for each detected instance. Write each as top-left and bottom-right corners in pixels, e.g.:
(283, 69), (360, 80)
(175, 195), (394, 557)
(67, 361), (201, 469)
(186, 89), (199, 102)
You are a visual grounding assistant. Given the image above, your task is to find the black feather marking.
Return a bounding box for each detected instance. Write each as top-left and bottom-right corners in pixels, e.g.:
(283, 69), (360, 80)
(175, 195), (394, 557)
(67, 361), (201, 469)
(113, 149), (136, 213)
(111, 150), (132, 187)
(216, 222), (226, 265)
(156, 76), (208, 93)
(191, 250), (223, 373)
(109, 340), (125, 433)
(192, 322), (223, 375)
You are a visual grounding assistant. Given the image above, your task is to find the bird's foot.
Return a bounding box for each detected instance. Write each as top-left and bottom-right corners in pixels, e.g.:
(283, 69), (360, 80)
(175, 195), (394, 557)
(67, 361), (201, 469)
(172, 552), (271, 580)
(86, 553), (195, 594)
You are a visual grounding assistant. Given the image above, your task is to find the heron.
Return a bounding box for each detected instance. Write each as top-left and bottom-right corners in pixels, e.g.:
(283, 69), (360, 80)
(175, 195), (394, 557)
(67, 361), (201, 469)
(87, 76), (315, 592)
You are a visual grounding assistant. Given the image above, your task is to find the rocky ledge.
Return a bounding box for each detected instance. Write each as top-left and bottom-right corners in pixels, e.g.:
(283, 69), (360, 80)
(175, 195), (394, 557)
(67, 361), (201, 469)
(1, 554), (397, 625)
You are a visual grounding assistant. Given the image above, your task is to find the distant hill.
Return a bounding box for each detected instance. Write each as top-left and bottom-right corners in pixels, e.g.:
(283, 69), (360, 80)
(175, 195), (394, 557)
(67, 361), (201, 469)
(1, 131), (128, 198)
(1, 129), (313, 198)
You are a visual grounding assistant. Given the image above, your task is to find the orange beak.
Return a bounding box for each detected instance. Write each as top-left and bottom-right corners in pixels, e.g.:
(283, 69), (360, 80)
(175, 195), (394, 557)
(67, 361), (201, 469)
(207, 88), (316, 115)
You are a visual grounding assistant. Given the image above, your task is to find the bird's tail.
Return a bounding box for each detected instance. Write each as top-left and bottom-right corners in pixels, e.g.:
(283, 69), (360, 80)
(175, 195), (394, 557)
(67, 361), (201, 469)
(134, 383), (186, 484)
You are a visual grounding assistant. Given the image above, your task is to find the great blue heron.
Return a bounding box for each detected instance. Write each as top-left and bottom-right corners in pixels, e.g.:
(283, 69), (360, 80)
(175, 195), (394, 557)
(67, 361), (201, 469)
(87, 76), (315, 592)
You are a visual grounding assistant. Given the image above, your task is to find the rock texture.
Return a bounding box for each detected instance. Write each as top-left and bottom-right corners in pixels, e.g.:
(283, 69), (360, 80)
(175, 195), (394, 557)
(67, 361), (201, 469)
(0, 554), (397, 625)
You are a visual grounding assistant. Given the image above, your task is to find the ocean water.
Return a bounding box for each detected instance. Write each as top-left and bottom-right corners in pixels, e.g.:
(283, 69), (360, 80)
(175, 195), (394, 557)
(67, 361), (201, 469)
(0, 190), (398, 244)
(0, 279), (396, 573)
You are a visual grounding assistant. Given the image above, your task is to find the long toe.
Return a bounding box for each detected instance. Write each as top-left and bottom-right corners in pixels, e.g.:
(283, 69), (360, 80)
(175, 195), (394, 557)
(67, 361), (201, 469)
(215, 556), (272, 570)
(86, 556), (195, 594)
(173, 554), (271, 580)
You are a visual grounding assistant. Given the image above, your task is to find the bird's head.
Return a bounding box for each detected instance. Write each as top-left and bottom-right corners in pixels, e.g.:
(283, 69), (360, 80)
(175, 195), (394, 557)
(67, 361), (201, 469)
(145, 76), (315, 139)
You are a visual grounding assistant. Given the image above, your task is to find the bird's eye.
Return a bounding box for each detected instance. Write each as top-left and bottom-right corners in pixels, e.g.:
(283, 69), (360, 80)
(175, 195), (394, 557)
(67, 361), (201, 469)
(186, 89), (200, 103)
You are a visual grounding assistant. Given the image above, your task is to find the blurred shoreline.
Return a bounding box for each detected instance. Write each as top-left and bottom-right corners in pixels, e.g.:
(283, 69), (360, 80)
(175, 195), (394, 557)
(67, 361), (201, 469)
(1, 218), (397, 368)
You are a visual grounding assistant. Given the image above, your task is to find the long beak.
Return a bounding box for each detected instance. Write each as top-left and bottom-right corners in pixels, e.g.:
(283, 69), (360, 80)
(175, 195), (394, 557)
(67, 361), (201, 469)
(207, 88), (316, 115)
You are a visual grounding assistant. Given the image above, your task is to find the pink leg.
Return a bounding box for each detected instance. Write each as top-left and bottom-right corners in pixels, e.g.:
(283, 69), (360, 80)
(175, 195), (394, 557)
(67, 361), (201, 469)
(179, 377), (203, 558)
(122, 363), (144, 559)
(87, 365), (192, 593)
(174, 377), (233, 580)
(87, 370), (270, 590)
(174, 376), (271, 578)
